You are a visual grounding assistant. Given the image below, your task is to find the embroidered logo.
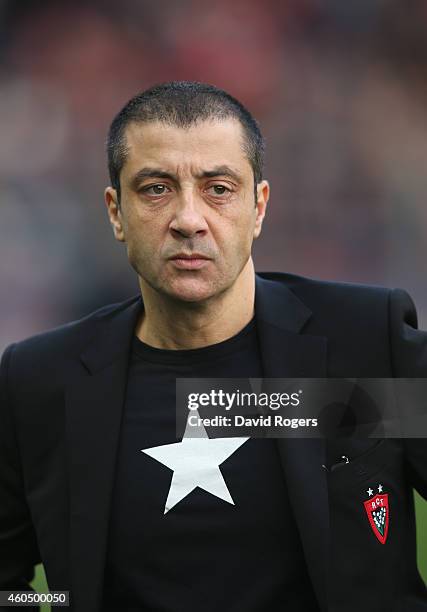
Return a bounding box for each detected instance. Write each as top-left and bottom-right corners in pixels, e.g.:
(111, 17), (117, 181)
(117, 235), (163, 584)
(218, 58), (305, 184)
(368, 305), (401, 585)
(364, 484), (389, 544)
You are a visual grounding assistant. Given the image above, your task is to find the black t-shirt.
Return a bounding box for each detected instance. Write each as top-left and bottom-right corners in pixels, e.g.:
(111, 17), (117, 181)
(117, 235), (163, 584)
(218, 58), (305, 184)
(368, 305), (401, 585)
(102, 318), (319, 611)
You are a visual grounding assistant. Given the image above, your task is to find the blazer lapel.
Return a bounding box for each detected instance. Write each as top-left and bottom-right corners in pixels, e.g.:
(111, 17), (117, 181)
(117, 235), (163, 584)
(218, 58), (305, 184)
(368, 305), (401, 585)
(65, 296), (142, 612)
(255, 275), (329, 612)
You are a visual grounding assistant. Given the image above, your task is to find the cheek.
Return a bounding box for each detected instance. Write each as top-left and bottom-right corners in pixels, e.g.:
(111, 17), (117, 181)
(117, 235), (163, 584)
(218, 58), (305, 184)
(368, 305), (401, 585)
(125, 213), (164, 248)
(215, 207), (254, 240)
(124, 221), (158, 267)
(216, 223), (254, 269)
(229, 213), (256, 247)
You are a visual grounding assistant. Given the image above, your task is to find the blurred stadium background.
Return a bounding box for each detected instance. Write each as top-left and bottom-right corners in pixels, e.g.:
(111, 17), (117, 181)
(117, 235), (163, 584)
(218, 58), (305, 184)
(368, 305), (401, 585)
(0, 0), (426, 606)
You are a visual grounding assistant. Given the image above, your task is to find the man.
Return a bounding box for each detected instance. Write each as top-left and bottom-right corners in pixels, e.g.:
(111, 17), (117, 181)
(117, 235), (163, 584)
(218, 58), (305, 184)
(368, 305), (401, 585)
(1, 81), (426, 612)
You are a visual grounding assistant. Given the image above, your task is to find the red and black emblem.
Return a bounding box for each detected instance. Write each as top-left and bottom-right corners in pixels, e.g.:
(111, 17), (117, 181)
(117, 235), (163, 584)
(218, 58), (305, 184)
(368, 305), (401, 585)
(363, 485), (389, 544)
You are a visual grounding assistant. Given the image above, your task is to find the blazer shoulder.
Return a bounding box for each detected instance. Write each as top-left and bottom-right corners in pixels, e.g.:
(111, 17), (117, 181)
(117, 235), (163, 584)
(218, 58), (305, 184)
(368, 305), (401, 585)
(1, 294), (140, 378)
(257, 271), (426, 376)
(257, 271), (392, 313)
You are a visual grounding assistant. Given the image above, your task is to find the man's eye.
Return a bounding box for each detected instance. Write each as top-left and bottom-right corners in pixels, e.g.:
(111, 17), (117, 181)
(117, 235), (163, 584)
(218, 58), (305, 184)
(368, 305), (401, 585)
(144, 184), (169, 195)
(208, 185), (230, 196)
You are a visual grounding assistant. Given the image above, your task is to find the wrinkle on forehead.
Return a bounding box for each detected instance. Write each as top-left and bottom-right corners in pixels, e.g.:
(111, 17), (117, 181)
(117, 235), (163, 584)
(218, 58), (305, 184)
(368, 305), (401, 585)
(122, 119), (252, 181)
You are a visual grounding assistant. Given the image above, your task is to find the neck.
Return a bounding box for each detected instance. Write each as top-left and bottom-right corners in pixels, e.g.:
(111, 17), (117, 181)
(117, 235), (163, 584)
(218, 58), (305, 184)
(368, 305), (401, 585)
(136, 259), (256, 349)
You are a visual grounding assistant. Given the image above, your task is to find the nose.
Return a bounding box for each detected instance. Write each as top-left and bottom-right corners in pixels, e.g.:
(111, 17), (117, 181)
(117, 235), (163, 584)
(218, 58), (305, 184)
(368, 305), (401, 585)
(169, 190), (209, 239)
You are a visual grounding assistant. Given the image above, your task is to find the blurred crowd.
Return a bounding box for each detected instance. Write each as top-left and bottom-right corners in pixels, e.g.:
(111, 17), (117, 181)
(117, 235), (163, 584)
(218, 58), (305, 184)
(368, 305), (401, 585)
(1, 0), (427, 350)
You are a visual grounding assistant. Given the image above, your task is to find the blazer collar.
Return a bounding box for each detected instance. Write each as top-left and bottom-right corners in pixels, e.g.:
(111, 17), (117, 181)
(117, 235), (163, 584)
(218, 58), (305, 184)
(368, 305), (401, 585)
(255, 273), (312, 332)
(76, 274), (330, 388)
(80, 273), (318, 375)
(255, 274), (327, 378)
(79, 295), (142, 374)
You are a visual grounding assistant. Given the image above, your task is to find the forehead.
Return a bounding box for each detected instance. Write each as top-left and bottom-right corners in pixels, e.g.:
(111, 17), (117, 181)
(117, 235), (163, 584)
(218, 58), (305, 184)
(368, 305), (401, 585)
(121, 118), (251, 177)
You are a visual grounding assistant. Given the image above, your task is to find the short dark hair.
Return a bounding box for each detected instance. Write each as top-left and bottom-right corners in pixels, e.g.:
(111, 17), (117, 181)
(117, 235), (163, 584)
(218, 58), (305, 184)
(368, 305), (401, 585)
(106, 81), (265, 202)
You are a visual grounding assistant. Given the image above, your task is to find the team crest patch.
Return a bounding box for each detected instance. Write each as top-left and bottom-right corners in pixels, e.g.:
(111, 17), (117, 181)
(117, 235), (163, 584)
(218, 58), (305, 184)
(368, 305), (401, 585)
(363, 484), (389, 544)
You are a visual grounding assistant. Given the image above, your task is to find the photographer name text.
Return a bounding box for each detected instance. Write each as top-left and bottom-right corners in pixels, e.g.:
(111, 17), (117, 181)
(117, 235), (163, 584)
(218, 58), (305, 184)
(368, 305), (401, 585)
(187, 414), (318, 428)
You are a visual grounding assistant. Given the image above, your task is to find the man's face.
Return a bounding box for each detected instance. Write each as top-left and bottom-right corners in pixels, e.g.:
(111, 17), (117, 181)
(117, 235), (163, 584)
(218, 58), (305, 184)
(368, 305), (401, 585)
(105, 118), (269, 303)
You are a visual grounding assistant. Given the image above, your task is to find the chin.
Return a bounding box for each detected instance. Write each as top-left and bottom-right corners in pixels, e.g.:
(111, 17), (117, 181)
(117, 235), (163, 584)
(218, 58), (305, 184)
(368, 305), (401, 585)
(165, 278), (221, 303)
(169, 288), (215, 303)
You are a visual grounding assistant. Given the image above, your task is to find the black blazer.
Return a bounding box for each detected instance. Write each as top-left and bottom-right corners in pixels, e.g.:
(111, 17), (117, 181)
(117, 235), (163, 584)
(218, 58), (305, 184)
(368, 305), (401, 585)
(1, 272), (427, 612)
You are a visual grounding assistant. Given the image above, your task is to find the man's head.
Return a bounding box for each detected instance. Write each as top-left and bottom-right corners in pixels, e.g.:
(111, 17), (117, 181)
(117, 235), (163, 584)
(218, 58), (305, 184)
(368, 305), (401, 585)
(105, 81), (270, 304)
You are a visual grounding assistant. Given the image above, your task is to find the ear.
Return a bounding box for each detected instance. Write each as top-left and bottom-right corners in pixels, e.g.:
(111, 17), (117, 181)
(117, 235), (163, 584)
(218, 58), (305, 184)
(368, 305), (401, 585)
(253, 180), (269, 239)
(105, 187), (125, 242)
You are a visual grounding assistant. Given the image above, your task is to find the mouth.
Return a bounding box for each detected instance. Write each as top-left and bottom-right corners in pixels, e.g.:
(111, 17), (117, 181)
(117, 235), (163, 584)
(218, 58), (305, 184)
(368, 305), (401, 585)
(169, 253), (211, 270)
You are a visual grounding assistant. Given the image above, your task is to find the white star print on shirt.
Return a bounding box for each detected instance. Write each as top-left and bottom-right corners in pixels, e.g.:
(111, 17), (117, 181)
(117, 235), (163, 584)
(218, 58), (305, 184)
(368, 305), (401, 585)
(141, 411), (249, 514)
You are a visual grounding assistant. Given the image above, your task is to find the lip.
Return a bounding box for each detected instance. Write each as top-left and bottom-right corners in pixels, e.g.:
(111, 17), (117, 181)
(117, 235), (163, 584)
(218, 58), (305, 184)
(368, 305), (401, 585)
(169, 254), (211, 270)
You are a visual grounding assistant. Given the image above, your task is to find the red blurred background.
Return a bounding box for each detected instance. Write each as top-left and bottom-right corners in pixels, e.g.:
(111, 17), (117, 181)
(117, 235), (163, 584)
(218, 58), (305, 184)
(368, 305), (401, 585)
(1, 0), (427, 349)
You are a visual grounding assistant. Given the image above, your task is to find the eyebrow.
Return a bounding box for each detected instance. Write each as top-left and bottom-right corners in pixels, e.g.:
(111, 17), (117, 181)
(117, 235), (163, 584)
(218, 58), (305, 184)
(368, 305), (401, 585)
(130, 165), (243, 188)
